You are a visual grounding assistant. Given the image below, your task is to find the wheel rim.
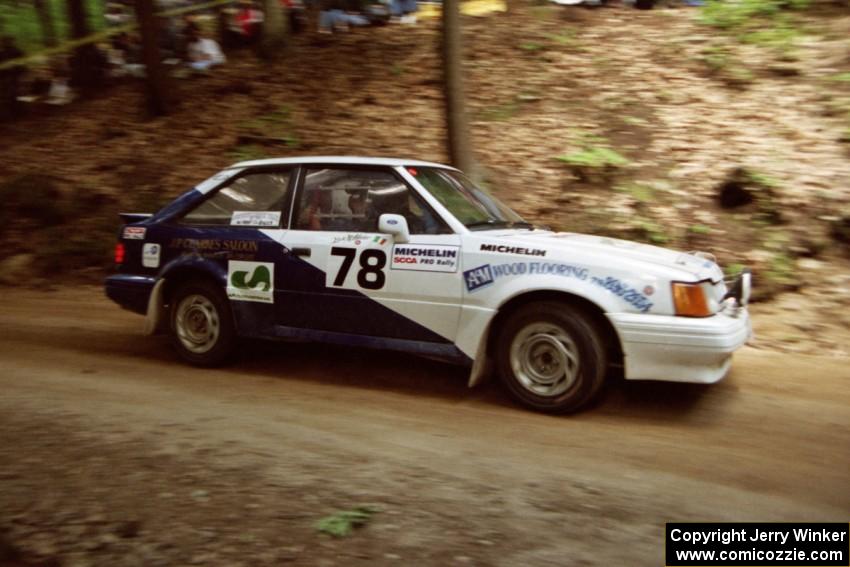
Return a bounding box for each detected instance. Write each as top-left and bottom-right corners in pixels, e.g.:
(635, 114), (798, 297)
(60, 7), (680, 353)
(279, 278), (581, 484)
(175, 294), (220, 354)
(509, 322), (580, 397)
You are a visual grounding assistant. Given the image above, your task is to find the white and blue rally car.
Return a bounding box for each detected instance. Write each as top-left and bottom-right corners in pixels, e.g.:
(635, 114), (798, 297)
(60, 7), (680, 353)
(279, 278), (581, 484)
(106, 156), (752, 413)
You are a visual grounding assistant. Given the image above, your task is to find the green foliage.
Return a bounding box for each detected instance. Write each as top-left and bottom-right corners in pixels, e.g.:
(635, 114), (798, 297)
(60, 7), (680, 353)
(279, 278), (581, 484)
(699, 0), (806, 56)
(766, 251), (796, 285)
(740, 19), (800, 50)
(518, 42), (546, 52)
(240, 105), (300, 148)
(622, 115), (649, 127)
(616, 182), (655, 203)
(480, 102), (519, 122)
(700, 45), (732, 72)
(559, 147), (629, 169)
(558, 131), (629, 182)
(744, 169), (778, 188)
(390, 63), (405, 76)
(229, 145), (269, 162)
(698, 45), (754, 86)
(688, 224), (712, 235)
(725, 262), (745, 277)
(638, 220), (670, 244)
(546, 31), (576, 46)
(0, 0), (106, 53)
(315, 507), (377, 537)
(700, 0), (807, 30)
(832, 73), (850, 83)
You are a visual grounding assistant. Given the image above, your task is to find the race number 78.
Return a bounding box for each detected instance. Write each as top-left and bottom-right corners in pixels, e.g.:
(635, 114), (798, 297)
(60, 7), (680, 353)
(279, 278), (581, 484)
(331, 247), (386, 290)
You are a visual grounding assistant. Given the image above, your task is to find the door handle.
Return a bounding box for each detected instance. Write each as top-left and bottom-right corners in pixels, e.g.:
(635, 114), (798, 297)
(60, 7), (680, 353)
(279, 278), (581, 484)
(291, 247), (311, 257)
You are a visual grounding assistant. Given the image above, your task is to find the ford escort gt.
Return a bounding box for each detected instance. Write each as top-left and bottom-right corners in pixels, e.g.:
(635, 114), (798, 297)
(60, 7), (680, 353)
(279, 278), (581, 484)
(106, 156), (752, 413)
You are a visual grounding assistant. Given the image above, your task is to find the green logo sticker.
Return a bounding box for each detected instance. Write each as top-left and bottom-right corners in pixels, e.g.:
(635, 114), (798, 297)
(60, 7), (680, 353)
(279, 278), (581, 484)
(227, 261), (274, 304)
(230, 265), (271, 291)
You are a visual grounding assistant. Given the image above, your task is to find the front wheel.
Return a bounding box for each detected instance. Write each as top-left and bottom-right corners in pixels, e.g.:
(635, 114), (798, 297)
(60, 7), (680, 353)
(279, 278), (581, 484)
(495, 301), (607, 414)
(169, 279), (236, 367)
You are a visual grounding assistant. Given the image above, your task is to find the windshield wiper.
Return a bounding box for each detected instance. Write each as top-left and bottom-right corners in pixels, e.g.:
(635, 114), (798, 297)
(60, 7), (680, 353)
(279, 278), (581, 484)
(508, 221), (535, 230)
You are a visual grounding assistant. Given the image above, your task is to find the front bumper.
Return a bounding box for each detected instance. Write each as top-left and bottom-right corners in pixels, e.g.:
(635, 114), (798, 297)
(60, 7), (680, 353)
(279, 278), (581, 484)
(105, 274), (156, 315)
(607, 307), (752, 384)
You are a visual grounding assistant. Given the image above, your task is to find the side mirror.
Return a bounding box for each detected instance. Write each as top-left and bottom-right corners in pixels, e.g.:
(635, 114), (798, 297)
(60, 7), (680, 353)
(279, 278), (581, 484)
(378, 214), (410, 244)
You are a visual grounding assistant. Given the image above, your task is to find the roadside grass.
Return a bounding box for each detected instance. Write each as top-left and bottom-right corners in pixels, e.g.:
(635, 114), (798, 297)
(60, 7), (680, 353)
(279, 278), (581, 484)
(315, 507), (377, 538)
(614, 182), (655, 204)
(698, 0), (808, 58)
(238, 105), (300, 149)
(697, 44), (755, 88)
(229, 144), (270, 162)
(558, 131), (629, 182)
(688, 223), (712, 235)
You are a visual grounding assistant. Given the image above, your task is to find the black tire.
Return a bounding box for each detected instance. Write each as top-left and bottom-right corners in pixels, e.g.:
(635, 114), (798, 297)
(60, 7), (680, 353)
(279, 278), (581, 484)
(495, 301), (607, 414)
(169, 279), (236, 367)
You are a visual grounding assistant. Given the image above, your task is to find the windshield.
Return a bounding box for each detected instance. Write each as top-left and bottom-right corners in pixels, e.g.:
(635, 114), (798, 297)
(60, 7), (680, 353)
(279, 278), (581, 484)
(407, 167), (528, 230)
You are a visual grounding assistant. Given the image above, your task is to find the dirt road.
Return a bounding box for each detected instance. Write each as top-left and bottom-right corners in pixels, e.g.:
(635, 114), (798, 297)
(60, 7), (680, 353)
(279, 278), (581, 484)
(0, 288), (848, 566)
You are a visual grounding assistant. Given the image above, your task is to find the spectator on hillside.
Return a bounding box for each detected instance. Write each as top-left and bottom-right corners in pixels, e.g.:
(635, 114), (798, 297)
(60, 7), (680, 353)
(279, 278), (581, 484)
(280, 0), (308, 33)
(318, 0), (346, 33)
(108, 32), (145, 77)
(105, 3), (132, 27)
(46, 60), (74, 105)
(180, 16), (201, 56)
(317, 0), (370, 34)
(389, 0), (417, 23)
(186, 28), (226, 71)
(231, 0), (264, 45)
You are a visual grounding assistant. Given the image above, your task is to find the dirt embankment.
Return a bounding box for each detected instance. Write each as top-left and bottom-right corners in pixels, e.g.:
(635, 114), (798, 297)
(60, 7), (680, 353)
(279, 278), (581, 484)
(0, 287), (848, 566)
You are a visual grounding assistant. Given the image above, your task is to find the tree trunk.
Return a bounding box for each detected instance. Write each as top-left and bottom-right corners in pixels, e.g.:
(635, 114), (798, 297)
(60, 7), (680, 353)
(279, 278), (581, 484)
(34, 0), (57, 47)
(66, 0), (107, 93)
(259, 0), (288, 60)
(133, 0), (175, 116)
(66, 0), (88, 40)
(441, 0), (474, 174)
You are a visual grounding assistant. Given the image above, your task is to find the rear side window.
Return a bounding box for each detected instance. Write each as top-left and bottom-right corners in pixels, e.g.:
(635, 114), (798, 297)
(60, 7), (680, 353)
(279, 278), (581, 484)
(181, 171), (291, 226)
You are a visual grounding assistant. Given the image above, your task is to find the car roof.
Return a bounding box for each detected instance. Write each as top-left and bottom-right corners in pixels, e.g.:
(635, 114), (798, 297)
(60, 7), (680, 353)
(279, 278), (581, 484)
(230, 156), (459, 170)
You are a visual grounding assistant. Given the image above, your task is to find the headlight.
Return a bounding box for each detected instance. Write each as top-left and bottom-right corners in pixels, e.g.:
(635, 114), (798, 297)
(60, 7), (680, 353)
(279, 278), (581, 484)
(672, 281), (714, 317)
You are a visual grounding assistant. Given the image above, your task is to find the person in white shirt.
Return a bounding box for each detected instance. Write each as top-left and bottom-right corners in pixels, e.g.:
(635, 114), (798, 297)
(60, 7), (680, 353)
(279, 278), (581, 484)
(186, 30), (226, 71)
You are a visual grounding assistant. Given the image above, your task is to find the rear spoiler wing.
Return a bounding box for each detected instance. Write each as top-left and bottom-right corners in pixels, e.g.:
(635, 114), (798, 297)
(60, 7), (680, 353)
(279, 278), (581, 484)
(120, 213), (153, 224)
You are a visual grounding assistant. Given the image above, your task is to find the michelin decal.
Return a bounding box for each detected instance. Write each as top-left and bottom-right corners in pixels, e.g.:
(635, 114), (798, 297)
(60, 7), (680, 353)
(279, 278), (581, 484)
(391, 244), (459, 273)
(227, 261), (274, 304)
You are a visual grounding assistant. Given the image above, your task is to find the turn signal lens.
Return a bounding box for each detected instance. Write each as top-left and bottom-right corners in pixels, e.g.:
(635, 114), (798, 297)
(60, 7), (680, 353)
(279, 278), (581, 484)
(672, 282), (711, 317)
(114, 243), (125, 264)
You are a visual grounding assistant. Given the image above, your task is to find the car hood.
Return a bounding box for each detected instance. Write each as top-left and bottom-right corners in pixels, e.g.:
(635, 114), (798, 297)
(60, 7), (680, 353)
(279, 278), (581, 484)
(480, 230), (724, 282)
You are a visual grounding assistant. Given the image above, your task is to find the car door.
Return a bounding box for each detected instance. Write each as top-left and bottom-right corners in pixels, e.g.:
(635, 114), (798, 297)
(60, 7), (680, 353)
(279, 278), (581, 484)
(159, 168), (294, 335)
(274, 165), (463, 344)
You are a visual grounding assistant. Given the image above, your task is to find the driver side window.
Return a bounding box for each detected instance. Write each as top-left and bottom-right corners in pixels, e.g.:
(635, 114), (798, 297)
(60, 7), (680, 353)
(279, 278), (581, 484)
(294, 168), (448, 234)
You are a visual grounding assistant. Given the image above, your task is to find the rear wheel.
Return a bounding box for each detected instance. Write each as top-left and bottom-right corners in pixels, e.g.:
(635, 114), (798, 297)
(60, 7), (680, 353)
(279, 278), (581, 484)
(495, 301), (607, 414)
(169, 279), (236, 367)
